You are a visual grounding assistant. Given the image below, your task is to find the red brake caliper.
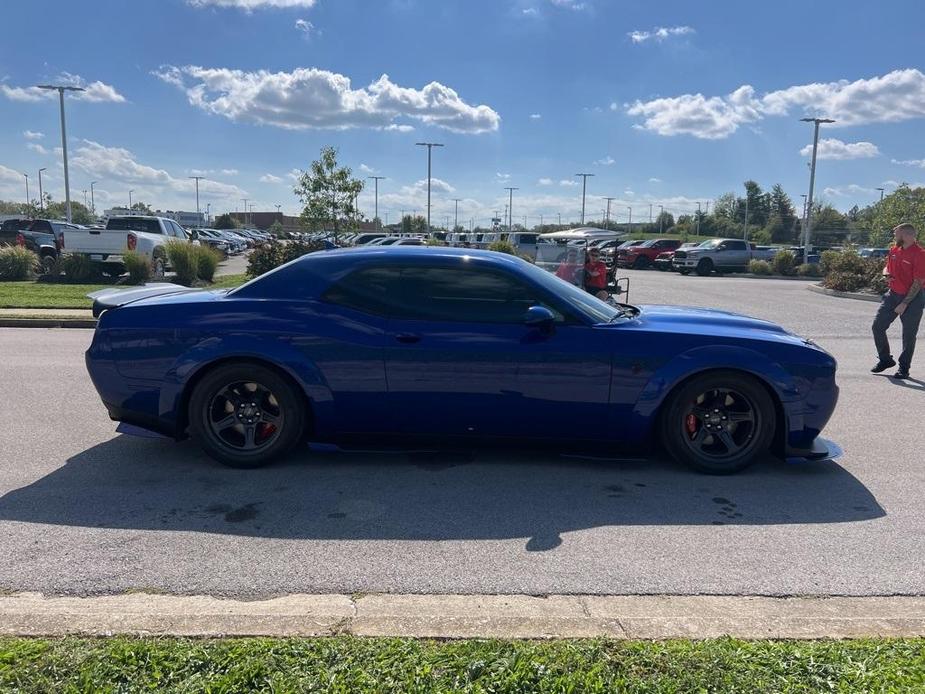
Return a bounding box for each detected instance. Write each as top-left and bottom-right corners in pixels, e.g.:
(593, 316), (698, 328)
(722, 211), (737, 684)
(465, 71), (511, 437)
(686, 414), (698, 437)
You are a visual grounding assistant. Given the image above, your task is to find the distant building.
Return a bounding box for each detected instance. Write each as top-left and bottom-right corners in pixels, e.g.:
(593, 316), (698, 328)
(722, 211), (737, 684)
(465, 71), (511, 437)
(158, 210), (205, 228)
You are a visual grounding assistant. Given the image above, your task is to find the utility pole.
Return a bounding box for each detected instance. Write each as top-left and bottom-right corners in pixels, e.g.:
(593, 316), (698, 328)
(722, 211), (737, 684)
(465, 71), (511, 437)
(206, 203), (211, 225)
(38, 168), (46, 212)
(649, 203), (653, 223)
(82, 189), (87, 208)
(452, 198), (461, 232)
(603, 196), (615, 228)
(575, 173), (594, 224)
(368, 176), (385, 230)
(241, 198), (248, 226)
(22, 173), (29, 209)
(744, 195), (749, 242)
(696, 202), (701, 236)
(189, 176), (204, 226)
(415, 142), (444, 234)
(658, 205), (664, 234)
(90, 180), (96, 216)
(558, 212), (562, 226)
(876, 187), (885, 203)
(129, 189), (134, 211)
(37, 84), (84, 223)
(801, 117), (835, 263)
(626, 206), (632, 230)
(504, 187), (518, 233)
(705, 200), (711, 216)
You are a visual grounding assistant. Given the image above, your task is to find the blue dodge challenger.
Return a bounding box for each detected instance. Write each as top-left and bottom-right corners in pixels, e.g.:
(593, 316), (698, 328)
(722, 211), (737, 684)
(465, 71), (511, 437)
(86, 247), (838, 474)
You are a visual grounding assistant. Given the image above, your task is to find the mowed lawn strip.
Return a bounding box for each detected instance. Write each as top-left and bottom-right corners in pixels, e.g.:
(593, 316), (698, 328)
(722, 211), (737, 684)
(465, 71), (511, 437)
(1, 637), (923, 692)
(0, 274), (248, 309)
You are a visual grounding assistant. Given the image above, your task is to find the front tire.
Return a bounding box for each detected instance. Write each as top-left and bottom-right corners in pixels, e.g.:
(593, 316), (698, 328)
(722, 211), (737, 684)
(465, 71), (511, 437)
(696, 258), (713, 276)
(633, 256), (649, 270)
(661, 371), (775, 474)
(189, 363), (305, 468)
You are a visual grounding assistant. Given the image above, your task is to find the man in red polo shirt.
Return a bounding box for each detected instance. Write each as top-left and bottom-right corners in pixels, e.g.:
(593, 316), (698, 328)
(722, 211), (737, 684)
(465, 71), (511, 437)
(871, 223), (925, 379)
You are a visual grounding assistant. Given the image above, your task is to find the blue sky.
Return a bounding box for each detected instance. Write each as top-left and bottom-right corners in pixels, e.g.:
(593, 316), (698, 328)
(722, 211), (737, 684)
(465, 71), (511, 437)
(2, 0), (925, 226)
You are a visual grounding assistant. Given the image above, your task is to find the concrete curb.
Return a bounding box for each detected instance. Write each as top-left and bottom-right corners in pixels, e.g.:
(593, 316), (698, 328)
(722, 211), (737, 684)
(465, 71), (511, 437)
(0, 318), (96, 329)
(2, 593), (925, 639)
(807, 284), (882, 303)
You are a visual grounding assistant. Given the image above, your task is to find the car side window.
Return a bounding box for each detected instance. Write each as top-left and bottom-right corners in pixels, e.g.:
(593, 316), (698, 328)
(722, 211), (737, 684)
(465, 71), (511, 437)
(321, 266), (403, 317)
(393, 266), (565, 324)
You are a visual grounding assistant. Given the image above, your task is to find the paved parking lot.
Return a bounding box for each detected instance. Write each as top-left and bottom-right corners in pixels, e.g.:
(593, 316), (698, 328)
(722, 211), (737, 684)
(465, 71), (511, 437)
(1, 270), (923, 598)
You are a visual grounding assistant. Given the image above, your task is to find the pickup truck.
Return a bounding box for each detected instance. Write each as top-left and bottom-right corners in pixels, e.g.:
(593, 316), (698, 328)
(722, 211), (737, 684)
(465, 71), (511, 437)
(58, 216), (193, 277)
(672, 238), (778, 276)
(616, 238), (683, 270)
(0, 218), (82, 272)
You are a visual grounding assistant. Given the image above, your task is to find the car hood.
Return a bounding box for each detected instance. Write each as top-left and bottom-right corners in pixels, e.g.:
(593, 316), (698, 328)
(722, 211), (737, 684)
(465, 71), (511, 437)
(632, 304), (796, 339)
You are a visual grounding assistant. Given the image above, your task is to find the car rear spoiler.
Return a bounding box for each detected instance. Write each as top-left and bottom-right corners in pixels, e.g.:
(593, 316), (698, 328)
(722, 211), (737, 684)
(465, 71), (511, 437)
(87, 283), (202, 318)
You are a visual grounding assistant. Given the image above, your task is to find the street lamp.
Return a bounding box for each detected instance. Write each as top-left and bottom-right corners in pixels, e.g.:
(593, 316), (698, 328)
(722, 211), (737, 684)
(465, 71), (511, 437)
(90, 181), (97, 216)
(36, 84), (84, 223)
(575, 173), (594, 224)
(658, 205), (664, 233)
(876, 187), (885, 203)
(129, 189), (134, 211)
(603, 197), (615, 227)
(504, 187), (518, 233)
(696, 202), (701, 236)
(189, 176), (205, 226)
(241, 198), (248, 226)
(452, 198), (461, 232)
(415, 142), (444, 234)
(801, 117), (836, 262)
(38, 168), (47, 212)
(626, 206), (632, 229)
(368, 176), (385, 230)
(22, 173), (29, 209)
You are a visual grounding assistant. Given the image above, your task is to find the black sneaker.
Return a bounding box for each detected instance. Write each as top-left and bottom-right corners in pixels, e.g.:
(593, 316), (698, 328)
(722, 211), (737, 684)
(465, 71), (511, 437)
(871, 358), (896, 373)
(893, 369), (910, 380)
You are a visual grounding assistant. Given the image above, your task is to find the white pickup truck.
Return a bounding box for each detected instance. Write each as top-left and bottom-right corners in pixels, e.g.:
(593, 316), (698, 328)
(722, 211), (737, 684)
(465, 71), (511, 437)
(58, 216), (194, 277)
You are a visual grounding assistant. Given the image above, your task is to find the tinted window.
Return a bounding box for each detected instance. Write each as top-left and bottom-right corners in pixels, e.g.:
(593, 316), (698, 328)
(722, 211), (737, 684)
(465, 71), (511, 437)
(107, 217), (162, 234)
(393, 267), (561, 324)
(29, 220), (52, 233)
(519, 234), (537, 244)
(725, 240), (747, 250)
(322, 266), (402, 317)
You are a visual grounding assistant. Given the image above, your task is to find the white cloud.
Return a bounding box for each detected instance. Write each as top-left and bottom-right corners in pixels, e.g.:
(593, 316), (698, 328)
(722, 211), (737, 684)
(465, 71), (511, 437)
(23, 130), (44, 140)
(155, 65), (500, 134)
(800, 138), (879, 160)
(559, 179), (579, 187)
(0, 164), (23, 184)
(189, 167), (239, 176)
(69, 140), (247, 203)
(522, 7), (539, 16)
(824, 184), (876, 197)
(529, 113), (541, 119)
(595, 155), (615, 166)
(496, 172), (511, 182)
(649, 177), (662, 183)
(1, 74), (125, 103)
(628, 69), (925, 139)
(26, 143), (49, 155)
(549, 0), (587, 9)
(259, 173), (283, 183)
(413, 177), (454, 194)
(287, 168), (302, 181)
(221, 168), (239, 175)
(892, 158), (925, 168)
(188, 0), (317, 9)
(538, 177), (553, 186)
(629, 25), (694, 44)
(359, 163), (377, 174)
(294, 18), (315, 36)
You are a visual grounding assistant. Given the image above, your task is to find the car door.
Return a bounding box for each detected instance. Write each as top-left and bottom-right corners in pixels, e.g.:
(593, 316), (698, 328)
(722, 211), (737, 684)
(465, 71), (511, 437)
(720, 240), (749, 270)
(384, 264), (612, 440)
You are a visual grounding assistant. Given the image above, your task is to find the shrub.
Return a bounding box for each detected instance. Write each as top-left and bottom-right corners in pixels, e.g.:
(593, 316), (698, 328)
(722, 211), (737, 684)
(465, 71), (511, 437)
(425, 238), (445, 246)
(246, 239), (325, 278)
(0, 246), (38, 281)
(165, 240), (198, 286)
(820, 249), (866, 276)
(748, 259), (772, 275)
(865, 258), (889, 295)
(61, 253), (101, 283)
(195, 245), (222, 282)
(796, 263), (822, 277)
(123, 250), (152, 285)
(771, 249), (797, 276)
(487, 240), (517, 255)
(824, 271), (866, 293)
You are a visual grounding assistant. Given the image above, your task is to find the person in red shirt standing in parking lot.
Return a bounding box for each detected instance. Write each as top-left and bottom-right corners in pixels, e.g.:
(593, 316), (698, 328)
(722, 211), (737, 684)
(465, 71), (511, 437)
(583, 247), (609, 300)
(871, 223), (925, 379)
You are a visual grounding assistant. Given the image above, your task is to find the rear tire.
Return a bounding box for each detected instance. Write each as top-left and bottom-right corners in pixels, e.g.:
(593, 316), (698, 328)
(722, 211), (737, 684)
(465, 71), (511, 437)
(633, 256), (649, 270)
(152, 253), (166, 280)
(661, 371), (775, 474)
(189, 363), (305, 468)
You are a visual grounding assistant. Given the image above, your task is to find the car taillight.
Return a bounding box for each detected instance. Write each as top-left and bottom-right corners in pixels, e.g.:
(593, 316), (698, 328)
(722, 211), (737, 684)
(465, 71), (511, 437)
(127, 233), (137, 251)
(16, 233), (25, 246)
(56, 233), (64, 251)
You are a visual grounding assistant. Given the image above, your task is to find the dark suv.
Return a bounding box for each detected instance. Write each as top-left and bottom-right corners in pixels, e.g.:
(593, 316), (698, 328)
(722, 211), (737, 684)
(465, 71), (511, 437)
(0, 218), (81, 270)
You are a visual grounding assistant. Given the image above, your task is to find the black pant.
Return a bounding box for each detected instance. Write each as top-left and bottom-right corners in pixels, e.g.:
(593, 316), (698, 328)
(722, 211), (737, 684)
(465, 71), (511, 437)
(872, 290), (925, 372)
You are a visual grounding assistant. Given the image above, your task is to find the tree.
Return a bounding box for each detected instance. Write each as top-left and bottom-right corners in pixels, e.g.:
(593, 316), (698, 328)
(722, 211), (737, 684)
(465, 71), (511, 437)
(269, 220), (284, 237)
(131, 201), (153, 215)
(713, 192), (738, 220)
(409, 215), (428, 233)
(401, 215), (413, 234)
(214, 213), (238, 229)
(294, 146), (364, 239)
(871, 184), (925, 246)
(769, 184), (796, 231)
(654, 211), (674, 231)
(739, 180), (770, 229)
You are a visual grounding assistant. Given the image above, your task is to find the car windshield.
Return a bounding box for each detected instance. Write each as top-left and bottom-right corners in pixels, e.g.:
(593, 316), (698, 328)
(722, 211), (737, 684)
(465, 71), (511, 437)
(698, 239), (723, 248)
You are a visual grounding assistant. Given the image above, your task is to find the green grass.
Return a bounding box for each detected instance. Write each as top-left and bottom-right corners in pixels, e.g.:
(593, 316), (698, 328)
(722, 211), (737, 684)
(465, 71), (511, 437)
(0, 637), (922, 692)
(0, 274), (248, 309)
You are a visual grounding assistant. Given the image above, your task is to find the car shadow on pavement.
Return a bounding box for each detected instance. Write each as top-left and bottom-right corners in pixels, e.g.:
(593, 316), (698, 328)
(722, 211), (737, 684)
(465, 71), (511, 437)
(0, 435), (883, 551)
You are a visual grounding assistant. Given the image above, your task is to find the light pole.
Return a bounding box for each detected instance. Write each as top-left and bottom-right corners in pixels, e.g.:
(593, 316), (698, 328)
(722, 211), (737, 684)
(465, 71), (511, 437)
(876, 187), (885, 203)
(129, 189), (134, 211)
(206, 203), (211, 225)
(658, 205), (664, 233)
(415, 142), (444, 234)
(649, 203), (653, 223)
(368, 176), (385, 230)
(452, 198), (461, 232)
(626, 206), (632, 230)
(696, 202), (701, 236)
(38, 168), (46, 212)
(37, 84), (84, 223)
(22, 173), (29, 209)
(743, 194), (749, 242)
(189, 176), (204, 226)
(241, 198), (248, 226)
(90, 181), (97, 216)
(575, 173), (594, 224)
(801, 117), (835, 262)
(603, 197), (615, 228)
(504, 187), (518, 233)
(83, 189), (87, 208)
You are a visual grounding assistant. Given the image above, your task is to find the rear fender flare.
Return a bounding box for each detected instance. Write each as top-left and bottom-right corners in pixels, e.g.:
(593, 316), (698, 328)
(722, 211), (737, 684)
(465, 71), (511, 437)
(159, 334), (333, 428)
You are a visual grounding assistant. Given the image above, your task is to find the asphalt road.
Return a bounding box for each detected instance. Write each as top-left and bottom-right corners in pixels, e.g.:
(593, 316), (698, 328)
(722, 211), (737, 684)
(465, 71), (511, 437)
(1, 271), (923, 597)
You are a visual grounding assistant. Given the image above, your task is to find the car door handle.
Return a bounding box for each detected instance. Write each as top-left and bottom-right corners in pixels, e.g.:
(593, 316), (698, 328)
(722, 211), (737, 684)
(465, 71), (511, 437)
(395, 333), (421, 344)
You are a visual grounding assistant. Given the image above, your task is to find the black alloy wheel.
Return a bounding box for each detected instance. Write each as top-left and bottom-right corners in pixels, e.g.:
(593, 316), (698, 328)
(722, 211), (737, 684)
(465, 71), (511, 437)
(189, 363), (304, 468)
(696, 258), (713, 276)
(661, 371), (774, 474)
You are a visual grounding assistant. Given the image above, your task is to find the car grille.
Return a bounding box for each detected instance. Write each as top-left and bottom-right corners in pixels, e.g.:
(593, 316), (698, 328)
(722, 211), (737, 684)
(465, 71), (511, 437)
(674, 251), (687, 259)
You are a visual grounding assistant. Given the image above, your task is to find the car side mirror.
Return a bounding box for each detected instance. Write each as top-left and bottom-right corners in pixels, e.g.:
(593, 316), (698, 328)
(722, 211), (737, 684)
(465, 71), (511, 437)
(524, 305), (555, 332)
